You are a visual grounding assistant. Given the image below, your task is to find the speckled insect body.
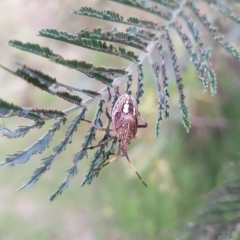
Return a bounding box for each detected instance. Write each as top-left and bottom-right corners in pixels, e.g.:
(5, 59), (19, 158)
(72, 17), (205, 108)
(83, 93), (148, 186)
(109, 93), (148, 186)
(111, 93), (138, 156)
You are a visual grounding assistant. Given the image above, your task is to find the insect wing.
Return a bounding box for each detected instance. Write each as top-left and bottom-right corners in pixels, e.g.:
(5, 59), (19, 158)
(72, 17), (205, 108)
(112, 94), (138, 141)
(112, 94), (137, 129)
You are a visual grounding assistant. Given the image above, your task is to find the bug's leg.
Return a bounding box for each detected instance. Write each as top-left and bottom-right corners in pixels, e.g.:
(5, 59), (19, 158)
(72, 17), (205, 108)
(94, 143), (121, 171)
(137, 123), (147, 128)
(107, 86), (112, 102)
(105, 107), (112, 121)
(83, 136), (115, 150)
(96, 155), (118, 171)
(82, 97), (112, 130)
(137, 114), (148, 128)
(81, 118), (113, 132)
(105, 86), (121, 122)
(96, 143), (146, 185)
(124, 150), (148, 187)
(107, 152), (125, 157)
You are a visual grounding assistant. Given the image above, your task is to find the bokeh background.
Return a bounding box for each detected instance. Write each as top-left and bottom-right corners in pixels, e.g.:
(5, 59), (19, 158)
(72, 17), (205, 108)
(0, 0), (240, 239)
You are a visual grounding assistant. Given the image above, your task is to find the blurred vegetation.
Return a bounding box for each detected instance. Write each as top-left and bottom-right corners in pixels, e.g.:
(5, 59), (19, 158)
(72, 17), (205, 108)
(0, 0), (240, 240)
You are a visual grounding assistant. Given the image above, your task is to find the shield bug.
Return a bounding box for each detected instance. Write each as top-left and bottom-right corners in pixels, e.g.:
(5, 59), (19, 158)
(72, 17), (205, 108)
(84, 93), (148, 186)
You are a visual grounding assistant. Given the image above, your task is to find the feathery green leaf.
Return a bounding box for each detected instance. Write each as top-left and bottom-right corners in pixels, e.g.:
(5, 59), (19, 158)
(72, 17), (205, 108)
(151, 0), (179, 10)
(163, 27), (190, 131)
(0, 98), (21, 118)
(8, 40), (57, 58)
(110, 0), (172, 20)
(135, 64), (144, 105)
(77, 28), (148, 52)
(0, 117), (66, 166)
(18, 109), (86, 192)
(153, 43), (170, 136)
(125, 75), (133, 95)
(50, 100), (105, 200)
(173, 22), (207, 92)
(0, 122), (45, 138)
(39, 29), (139, 62)
(126, 27), (156, 41)
(0, 97), (66, 123)
(189, 1), (240, 63)
(180, 11), (216, 94)
(207, 1), (240, 24)
(72, 7), (161, 30)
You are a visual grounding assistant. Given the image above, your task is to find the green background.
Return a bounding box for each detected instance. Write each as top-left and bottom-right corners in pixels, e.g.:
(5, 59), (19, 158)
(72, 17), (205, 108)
(0, 1), (240, 239)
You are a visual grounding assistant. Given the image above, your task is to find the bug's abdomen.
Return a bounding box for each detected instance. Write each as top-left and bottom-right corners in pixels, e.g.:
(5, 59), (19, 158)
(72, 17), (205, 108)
(111, 93), (139, 146)
(113, 112), (138, 143)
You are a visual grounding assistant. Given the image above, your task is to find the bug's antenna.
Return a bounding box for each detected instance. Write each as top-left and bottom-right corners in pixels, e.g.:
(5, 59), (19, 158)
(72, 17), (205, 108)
(97, 155), (118, 170)
(92, 144), (147, 187)
(94, 152), (147, 188)
(124, 150), (148, 187)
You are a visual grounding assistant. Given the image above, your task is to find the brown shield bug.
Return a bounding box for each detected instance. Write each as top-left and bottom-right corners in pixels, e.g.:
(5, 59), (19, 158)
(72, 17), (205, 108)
(84, 93), (148, 186)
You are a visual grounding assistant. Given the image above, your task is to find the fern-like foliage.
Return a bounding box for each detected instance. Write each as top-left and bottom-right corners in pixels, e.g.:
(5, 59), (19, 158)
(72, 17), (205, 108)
(0, 0), (240, 201)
